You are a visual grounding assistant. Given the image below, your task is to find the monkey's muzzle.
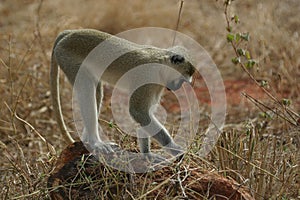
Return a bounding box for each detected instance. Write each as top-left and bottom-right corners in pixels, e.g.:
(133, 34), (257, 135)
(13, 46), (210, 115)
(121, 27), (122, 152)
(166, 78), (188, 91)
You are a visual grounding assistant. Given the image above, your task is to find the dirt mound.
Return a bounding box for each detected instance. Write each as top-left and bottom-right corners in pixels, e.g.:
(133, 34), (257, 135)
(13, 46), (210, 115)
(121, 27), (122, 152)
(48, 142), (254, 200)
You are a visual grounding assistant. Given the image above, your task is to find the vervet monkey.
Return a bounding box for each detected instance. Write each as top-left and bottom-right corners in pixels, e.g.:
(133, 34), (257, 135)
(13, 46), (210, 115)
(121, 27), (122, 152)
(51, 29), (195, 158)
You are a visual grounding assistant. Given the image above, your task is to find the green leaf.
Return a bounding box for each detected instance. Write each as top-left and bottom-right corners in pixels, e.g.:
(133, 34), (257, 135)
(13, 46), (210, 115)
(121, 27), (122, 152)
(260, 80), (268, 87)
(235, 33), (241, 42)
(259, 112), (272, 119)
(282, 98), (291, 106)
(232, 57), (240, 65)
(246, 59), (256, 68)
(241, 32), (250, 41)
(109, 121), (114, 128)
(227, 33), (235, 42)
(245, 50), (251, 59)
(237, 48), (245, 56)
(233, 14), (239, 23)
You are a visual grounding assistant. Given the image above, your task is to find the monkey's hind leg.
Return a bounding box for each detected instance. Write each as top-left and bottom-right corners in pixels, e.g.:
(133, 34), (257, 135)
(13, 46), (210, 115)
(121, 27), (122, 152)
(95, 82), (120, 151)
(75, 70), (115, 154)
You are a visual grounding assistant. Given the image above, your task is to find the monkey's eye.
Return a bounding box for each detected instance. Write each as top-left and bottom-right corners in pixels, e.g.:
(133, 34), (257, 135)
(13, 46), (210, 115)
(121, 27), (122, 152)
(171, 54), (185, 65)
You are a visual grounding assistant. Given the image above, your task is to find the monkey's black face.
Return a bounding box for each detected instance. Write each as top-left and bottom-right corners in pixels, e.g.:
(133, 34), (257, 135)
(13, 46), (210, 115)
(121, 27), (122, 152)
(170, 54), (195, 77)
(164, 46), (196, 91)
(166, 55), (195, 91)
(171, 54), (185, 65)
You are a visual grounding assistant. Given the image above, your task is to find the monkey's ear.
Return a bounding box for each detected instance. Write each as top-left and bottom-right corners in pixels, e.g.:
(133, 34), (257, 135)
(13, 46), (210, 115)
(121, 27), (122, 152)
(171, 54), (185, 64)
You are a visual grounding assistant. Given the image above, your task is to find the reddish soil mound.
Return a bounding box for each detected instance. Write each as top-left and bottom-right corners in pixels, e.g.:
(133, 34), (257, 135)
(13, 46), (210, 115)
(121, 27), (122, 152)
(48, 142), (254, 200)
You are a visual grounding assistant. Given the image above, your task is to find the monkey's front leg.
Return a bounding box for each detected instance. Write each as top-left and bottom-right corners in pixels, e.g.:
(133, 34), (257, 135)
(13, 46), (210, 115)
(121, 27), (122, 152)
(75, 71), (115, 154)
(149, 116), (184, 157)
(131, 106), (183, 162)
(137, 134), (171, 164)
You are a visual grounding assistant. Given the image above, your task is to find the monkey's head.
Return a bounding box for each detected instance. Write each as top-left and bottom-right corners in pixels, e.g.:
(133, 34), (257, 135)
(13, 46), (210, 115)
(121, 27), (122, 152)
(162, 46), (195, 91)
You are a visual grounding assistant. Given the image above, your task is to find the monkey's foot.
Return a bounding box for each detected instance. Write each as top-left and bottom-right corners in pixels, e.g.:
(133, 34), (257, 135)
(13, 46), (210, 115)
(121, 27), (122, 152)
(89, 141), (120, 155)
(164, 142), (185, 159)
(143, 153), (170, 164)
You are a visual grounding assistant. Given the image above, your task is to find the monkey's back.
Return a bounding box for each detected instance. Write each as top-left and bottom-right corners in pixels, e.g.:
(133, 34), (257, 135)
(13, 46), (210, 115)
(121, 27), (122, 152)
(52, 29), (166, 87)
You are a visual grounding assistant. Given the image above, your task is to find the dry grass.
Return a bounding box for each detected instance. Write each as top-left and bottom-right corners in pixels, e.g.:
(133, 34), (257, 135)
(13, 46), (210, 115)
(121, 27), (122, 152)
(0, 0), (299, 199)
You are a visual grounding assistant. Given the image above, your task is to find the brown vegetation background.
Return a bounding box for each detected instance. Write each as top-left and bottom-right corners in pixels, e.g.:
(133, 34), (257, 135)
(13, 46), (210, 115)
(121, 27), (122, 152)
(0, 0), (299, 199)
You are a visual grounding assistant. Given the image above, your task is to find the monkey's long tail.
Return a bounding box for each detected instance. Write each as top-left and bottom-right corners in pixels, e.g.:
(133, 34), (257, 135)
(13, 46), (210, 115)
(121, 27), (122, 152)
(50, 38), (75, 144)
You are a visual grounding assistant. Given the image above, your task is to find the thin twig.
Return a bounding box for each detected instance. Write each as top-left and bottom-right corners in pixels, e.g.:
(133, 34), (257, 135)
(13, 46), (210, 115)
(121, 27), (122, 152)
(241, 92), (296, 126)
(34, 0), (47, 61)
(14, 113), (56, 155)
(172, 0), (184, 46)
